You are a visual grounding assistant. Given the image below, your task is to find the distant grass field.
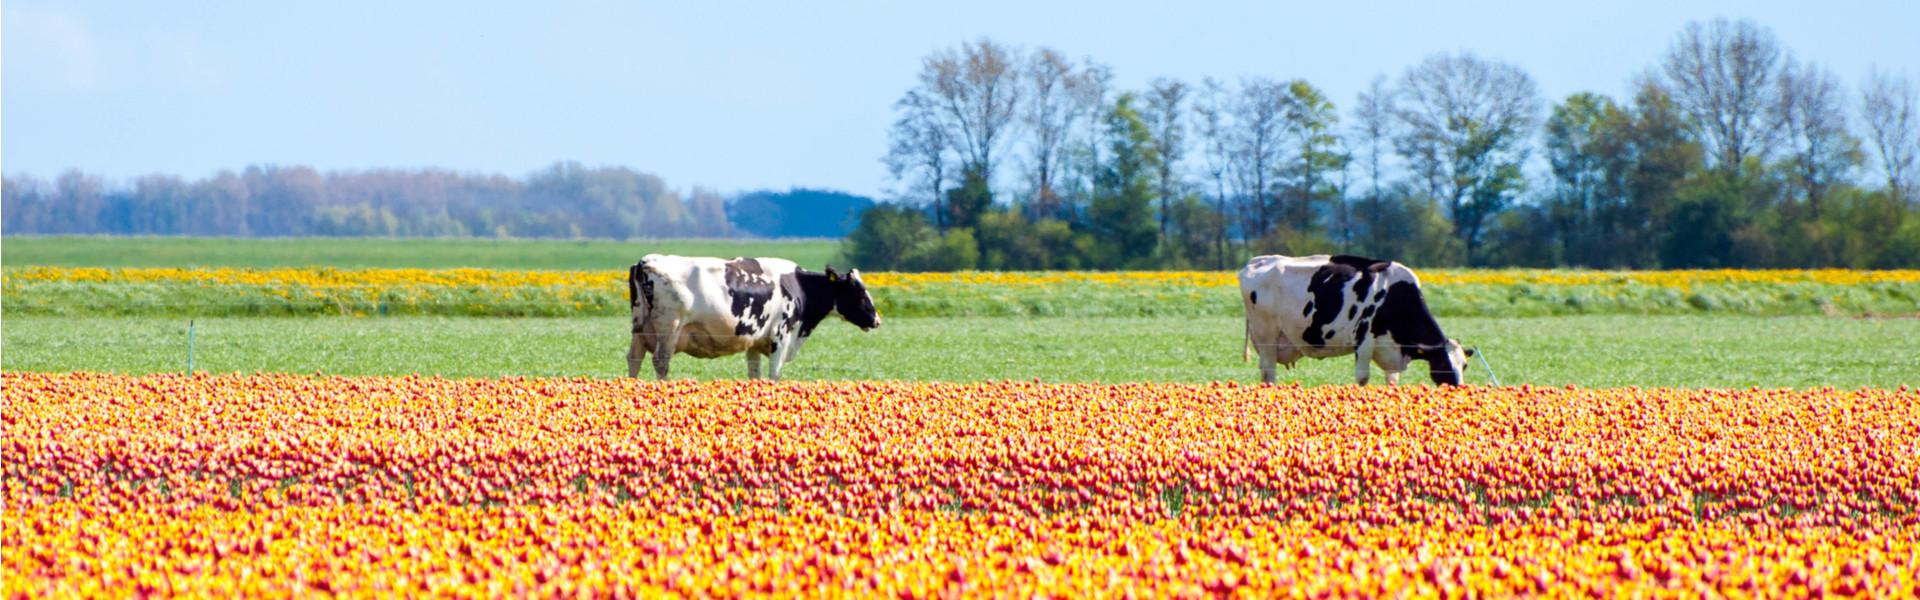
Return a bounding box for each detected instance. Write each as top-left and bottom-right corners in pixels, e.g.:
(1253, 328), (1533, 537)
(1, 236), (841, 270)
(4, 315), (1914, 388)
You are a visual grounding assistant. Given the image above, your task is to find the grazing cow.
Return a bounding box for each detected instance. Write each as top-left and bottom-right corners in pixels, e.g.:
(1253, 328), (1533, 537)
(1238, 254), (1473, 386)
(626, 254), (880, 380)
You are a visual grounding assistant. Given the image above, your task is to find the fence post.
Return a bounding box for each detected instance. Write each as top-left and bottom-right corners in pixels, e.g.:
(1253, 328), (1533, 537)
(188, 319), (196, 373)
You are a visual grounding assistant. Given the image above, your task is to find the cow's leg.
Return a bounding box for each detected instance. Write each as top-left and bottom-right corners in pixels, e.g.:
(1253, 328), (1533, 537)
(650, 318), (681, 380)
(1374, 342), (1407, 386)
(767, 331), (801, 381)
(1353, 337), (1375, 386)
(627, 331), (648, 378)
(746, 352), (762, 380)
(1256, 340), (1278, 384)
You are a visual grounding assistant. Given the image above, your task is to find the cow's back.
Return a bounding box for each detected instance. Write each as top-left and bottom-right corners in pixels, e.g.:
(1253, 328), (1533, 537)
(1238, 255), (1334, 328)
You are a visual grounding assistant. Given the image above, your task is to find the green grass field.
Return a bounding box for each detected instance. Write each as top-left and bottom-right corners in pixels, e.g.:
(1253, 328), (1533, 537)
(6, 236), (1914, 390)
(2, 236), (842, 270)
(4, 315), (1913, 388)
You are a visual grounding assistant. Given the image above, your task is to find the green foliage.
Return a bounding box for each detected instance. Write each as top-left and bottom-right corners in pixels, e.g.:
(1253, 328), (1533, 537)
(904, 228), (980, 271)
(945, 168), (993, 231)
(975, 211), (1093, 270)
(842, 204), (935, 270)
(1162, 195), (1229, 269)
(6, 315), (1917, 389)
(838, 204), (981, 272)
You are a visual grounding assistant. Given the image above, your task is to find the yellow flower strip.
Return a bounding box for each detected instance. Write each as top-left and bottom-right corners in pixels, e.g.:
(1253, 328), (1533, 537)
(9, 266), (1920, 290)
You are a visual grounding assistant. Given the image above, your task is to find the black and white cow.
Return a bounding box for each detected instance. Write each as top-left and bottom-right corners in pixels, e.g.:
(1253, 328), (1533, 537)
(626, 254), (880, 380)
(1238, 254), (1473, 386)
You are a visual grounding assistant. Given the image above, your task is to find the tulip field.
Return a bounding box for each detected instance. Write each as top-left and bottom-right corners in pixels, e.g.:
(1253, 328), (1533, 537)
(6, 372), (1919, 595)
(5, 236), (1918, 595)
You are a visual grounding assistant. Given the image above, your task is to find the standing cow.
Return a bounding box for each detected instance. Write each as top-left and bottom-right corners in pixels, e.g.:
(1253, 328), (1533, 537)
(1238, 254), (1473, 386)
(626, 254), (880, 380)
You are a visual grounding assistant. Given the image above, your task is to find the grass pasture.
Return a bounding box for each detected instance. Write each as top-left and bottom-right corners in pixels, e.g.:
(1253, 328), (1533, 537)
(4, 314), (1915, 388)
(8, 265), (1919, 318)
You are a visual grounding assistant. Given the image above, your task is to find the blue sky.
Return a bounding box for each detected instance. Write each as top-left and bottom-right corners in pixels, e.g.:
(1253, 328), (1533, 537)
(5, 0), (1916, 198)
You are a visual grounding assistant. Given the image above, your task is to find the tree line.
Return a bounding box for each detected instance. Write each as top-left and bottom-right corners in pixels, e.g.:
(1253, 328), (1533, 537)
(850, 18), (1920, 270)
(3, 163), (874, 239)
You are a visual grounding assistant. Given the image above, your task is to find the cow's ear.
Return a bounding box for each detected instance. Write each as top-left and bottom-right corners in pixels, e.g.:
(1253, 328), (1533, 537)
(825, 266), (839, 282)
(1465, 347), (1477, 358)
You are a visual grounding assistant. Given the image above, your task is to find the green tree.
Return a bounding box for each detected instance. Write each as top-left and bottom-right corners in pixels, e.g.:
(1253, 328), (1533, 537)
(1279, 80), (1346, 237)
(1609, 80), (1701, 268)
(1090, 93), (1161, 268)
(1544, 92), (1624, 266)
(1143, 78), (1189, 240)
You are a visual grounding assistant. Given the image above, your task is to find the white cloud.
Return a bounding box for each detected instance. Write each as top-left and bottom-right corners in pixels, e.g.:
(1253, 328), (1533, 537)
(3, 5), (103, 92)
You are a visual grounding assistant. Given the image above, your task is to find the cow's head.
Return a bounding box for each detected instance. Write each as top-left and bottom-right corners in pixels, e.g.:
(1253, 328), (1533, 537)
(1422, 338), (1475, 386)
(825, 267), (881, 331)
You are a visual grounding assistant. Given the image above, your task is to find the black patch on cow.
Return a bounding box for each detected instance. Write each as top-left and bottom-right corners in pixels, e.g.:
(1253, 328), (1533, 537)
(1330, 254), (1392, 272)
(1347, 305), (1357, 319)
(1304, 256), (1391, 347)
(785, 271), (835, 338)
(1360, 304), (1376, 320)
(726, 258), (776, 336)
(1249, 291), (1257, 305)
(1369, 280), (1459, 385)
(1302, 301), (1313, 317)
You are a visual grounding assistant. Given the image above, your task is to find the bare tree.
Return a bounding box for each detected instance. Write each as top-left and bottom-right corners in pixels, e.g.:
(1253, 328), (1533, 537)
(1774, 57), (1861, 217)
(1022, 47), (1087, 220)
(1064, 60), (1114, 217)
(1661, 18), (1783, 175)
(1353, 77), (1396, 195)
(1231, 77), (1288, 239)
(1193, 77), (1235, 267)
(1393, 52), (1540, 263)
(884, 90), (955, 229)
(1143, 77), (1190, 238)
(923, 38), (1024, 186)
(1862, 68), (1918, 205)
(1352, 75), (1397, 253)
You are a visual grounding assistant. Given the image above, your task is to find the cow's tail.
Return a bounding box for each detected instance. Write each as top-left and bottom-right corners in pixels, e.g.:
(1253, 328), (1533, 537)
(629, 260), (659, 333)
(627, 262), (642, 308)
